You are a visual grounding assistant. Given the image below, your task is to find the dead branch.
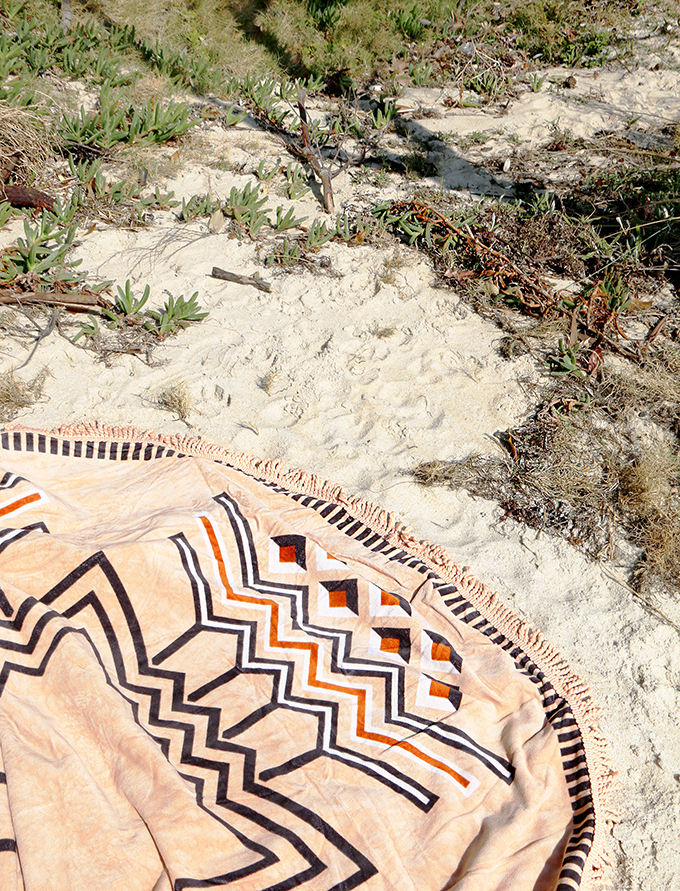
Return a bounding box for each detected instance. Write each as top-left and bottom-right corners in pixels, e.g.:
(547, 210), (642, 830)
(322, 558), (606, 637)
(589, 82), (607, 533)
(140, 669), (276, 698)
(296, 86), (334, 214)
(0, 184), (56, 212)
(211, 267), (272, 293)
(0, 290), (103, 312)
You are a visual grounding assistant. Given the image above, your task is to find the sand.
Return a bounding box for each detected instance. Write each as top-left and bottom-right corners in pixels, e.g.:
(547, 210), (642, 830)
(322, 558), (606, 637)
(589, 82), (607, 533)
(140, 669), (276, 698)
(2, 52), (680, 889)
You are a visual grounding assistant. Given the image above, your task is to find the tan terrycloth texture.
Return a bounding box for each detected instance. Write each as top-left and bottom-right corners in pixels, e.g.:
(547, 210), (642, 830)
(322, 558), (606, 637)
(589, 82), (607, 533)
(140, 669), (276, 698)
(0, 427), (611, 891)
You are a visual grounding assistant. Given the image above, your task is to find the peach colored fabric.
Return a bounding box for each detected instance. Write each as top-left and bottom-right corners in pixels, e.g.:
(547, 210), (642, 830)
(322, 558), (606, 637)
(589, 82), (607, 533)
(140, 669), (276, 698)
(0, 426), (613, 891)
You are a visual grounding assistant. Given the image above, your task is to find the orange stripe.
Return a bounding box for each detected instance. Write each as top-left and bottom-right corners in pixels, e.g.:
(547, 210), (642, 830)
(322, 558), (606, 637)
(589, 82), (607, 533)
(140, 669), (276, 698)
(199, 514), (470, 789)
(0, 491), (41, 517)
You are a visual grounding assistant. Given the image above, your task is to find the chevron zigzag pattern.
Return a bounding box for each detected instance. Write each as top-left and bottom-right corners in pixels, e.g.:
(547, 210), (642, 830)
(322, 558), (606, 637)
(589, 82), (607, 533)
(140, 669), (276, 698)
(0, 424), (614, 891)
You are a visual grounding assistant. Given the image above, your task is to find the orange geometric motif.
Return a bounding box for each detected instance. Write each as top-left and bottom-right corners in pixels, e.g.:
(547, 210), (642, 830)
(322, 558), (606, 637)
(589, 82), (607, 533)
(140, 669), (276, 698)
(379, 637), (401, 654)
(198, 512), (472, 792)
(0, 491), (41, 517)
(429, 679), (452, 699)
(380, 591), (400, 607)
(279, 545), (297, 564)
(431, 642), (451, 662)
(328, 588), (348, 609)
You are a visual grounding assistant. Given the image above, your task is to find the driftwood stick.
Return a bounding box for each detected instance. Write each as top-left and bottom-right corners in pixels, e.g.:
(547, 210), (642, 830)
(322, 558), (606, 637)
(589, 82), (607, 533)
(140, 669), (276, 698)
(211, 267), (272, 293)
(0, 290), (103, 312)
(296, 86), (334, 215)
(0, 184), (56, 212)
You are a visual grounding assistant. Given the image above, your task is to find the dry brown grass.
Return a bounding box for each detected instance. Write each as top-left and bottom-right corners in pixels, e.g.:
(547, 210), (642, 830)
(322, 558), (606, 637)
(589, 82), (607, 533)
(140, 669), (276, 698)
(415, 386), (680, 595)
(601, 347), (680, 430)
(0, 103), (51, 186)
(155, 382), (192, 422)
(0, 368), (47, 422)
(619, 446), (680, 587)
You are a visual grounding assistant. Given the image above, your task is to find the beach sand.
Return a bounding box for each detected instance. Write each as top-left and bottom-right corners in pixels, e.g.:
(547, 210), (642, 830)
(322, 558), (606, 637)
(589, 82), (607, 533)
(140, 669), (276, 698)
(2, 50), (680, 888)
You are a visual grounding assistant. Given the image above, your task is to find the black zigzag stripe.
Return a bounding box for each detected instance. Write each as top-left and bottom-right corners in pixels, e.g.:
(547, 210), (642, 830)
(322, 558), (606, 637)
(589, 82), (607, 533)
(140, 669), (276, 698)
(43, 550), (376, 891)
(0, 523), (48, 560)
(214, 492), (514, 785)
(0, 472), (24, 490)
(254, 485), (595, 890)
(0, 552), (357, 891)
(0, 616), (278, 890)
(166, 536), (379, 890)
(172, 530), (436, 814)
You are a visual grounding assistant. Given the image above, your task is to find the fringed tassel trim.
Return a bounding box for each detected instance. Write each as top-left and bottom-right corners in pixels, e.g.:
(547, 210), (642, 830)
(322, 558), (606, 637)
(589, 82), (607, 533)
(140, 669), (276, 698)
(5, 421), (617, 886)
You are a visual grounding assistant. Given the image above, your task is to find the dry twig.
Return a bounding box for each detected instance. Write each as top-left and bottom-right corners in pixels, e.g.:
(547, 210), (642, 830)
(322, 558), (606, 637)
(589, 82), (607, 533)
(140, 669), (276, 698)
(211, 267), (272, 293)
(297, 86), (334, 214)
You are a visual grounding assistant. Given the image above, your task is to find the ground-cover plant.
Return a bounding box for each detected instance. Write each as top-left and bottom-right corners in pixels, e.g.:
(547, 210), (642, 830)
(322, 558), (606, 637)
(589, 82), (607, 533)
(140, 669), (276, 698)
(236, 75), (301, 132)
(7, 0), (672, 101)
(508, 1), (618, 67)
(262, 208), (386, 269)
(72, 280), (209, 363)
(0, 202), (12, 227)
(284, 162), (311, 200)
(0, 8), (135, 89)
(177, 193), (222, 222)
(57, 157), (178, 227)
(264, 237), (302, 267)
(370, 99), (396, 132)
(0, 214), (81, 287)
(0, 4), (199, 93)
(59, 85), (195, 151)
(97, 280), (207, 338)
(373, 194), (660, 329)
(409, 61), (433, 86)
(146, 292), (208, 336)
(307, 0), (347, 32)
(565, 165), (680, 290)
(224, 181), (271, 237)
(273, 205), (309, 231)
(131, 31), (222, 93)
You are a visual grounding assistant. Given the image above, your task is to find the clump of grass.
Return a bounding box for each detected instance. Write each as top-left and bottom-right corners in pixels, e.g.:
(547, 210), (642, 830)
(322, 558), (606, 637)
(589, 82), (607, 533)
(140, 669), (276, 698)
(600, 347), (680, 430)
(257, 360), (279, 395)
(0, 368), (47, 421)
(415, 404), (621, 551)
(155, 382), (192, 422)
(371, 324), (397, 338)
(0, 101), (50, 186)
(619, 446), (680, 588)
(376, 249), (406, 286)
(414, 360), (680, 595)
